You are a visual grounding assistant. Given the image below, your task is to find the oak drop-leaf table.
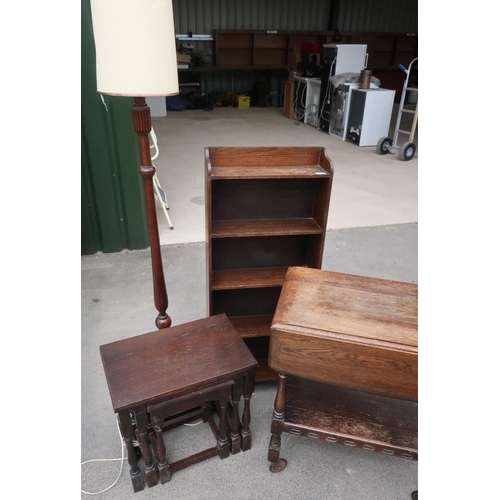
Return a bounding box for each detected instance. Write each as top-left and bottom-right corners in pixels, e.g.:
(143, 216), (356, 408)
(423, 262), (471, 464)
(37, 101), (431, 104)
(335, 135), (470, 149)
(267, 267), (418, 475)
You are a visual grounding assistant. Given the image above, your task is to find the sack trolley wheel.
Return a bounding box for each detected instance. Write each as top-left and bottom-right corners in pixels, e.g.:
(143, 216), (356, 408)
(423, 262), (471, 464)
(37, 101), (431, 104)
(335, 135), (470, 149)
(376, 137), (393, 155)
(399, 142), (416, 161)
(376, 58), (418, 162)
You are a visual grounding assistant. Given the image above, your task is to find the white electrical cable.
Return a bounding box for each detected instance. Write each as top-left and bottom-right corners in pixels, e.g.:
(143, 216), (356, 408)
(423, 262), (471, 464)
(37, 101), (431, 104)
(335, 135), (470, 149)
(149, 126), (174, 229)
(319, 57), (336, 124)
(294, 82), (308, 124)
(184, 419), (204, 426)
(100, 94), (108, 112)
(81, 411), (204, 495)
(81, 416), (127, 495)
(150, 127), (159, 160)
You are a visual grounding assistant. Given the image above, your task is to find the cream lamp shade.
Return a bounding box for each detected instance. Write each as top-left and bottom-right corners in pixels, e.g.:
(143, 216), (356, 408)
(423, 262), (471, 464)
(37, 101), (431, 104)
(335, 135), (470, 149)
(90, 0), (179, 97)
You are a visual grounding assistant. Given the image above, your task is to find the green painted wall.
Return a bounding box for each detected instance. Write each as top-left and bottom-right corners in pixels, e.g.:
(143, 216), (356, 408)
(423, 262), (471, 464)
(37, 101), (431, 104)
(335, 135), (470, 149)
(81, 0), (149, 255)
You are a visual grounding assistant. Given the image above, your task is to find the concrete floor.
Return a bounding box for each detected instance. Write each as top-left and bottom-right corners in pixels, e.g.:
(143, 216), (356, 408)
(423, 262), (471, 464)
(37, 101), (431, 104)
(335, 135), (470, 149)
(81, 104), (418, 498)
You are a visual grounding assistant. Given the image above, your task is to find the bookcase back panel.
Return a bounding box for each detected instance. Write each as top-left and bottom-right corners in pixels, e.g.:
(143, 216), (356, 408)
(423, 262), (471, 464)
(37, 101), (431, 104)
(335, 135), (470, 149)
(212, 236), (309, 270)
(212, 287), (282, 317)
(243, 337), (270, 360)
(207, 147), (321, 167)
(212, 179), (321, 221)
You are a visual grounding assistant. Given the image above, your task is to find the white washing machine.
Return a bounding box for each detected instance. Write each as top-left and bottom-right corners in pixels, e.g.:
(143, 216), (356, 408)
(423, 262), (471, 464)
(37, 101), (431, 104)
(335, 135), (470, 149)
(329, 82), (358, 140)
(294, 76), (321, 128)
(305, 79), (321, 128)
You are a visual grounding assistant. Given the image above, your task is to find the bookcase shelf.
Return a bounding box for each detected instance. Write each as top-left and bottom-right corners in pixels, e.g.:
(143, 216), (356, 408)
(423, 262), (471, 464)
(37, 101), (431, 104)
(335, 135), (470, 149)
(212, 267), (290, 290)
(210, 165), (330, 179)
(211, 219), (324, 238)
(229, 315), (273, 339)
(206, 147), (333, 382)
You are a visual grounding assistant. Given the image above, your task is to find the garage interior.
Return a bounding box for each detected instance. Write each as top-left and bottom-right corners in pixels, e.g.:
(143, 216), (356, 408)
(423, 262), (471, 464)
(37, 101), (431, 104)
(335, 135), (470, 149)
(82, 1), (419, 498)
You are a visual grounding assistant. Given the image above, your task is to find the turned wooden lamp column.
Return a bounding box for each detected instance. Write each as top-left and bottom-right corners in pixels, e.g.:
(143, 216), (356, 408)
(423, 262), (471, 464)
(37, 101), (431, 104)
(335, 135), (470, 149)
(132, 98), (171, 328)
(90, 0), (179, 329)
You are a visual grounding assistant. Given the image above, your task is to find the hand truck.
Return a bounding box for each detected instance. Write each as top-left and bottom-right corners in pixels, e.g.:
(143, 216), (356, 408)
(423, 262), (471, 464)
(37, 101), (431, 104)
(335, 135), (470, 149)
(377, 57), (418, 161)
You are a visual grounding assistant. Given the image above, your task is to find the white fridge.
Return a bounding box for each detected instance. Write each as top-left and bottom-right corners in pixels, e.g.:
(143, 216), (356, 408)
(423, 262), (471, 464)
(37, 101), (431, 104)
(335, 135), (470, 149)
(346, 88), (396, 147)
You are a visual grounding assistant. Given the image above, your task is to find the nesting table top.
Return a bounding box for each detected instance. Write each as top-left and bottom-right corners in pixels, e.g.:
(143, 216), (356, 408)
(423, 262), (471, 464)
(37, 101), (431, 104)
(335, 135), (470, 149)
(100, 314), (258, 412)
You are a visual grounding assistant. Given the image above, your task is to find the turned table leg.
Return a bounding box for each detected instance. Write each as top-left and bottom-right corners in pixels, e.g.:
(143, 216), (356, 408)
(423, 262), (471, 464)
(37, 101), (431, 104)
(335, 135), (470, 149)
(118, 410), (144, 492)
(268, 373), (287, 472)
(241, 370), (256, 452)
(152, 414), (171, 484)
(217, 386), (231, 459)
(135, 409), (158, 488)
(229, 377), (244, 455)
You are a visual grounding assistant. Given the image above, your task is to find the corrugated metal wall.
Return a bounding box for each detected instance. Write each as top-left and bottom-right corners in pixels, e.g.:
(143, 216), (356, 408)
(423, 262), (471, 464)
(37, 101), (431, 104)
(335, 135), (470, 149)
(172, 0), (417, 36)
(336, 0), (417, 33)
(173, 0), (332, 33)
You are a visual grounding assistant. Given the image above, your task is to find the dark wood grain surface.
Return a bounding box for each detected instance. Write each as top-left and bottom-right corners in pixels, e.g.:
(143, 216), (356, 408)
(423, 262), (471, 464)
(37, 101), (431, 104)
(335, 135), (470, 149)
(211, 218), (323, 238)
(269, 267), (418, 401)
(100, 314), (258, 412)
(229, 315), (273, 338)
(285, 376), (417, 456)
(212, 267), (289, 290)
(207, 147), (323, 168)
(210, 165), (330, 179)
(273, 267), (417, 346)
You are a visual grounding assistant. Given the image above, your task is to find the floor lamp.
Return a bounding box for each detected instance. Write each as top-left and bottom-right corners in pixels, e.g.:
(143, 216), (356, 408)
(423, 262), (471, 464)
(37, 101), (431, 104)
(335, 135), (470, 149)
(90, 0), (179, 329)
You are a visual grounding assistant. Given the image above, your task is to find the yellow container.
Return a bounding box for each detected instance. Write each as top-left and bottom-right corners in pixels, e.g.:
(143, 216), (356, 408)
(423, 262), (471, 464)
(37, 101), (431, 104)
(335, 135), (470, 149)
(238, 96), (250, 108)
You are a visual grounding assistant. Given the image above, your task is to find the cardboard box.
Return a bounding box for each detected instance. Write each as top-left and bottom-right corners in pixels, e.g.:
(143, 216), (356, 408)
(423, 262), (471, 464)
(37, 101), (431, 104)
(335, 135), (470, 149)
(238, 96), (250, 109)
(202, 52), (213, 66)
(176, 53), (191, 64)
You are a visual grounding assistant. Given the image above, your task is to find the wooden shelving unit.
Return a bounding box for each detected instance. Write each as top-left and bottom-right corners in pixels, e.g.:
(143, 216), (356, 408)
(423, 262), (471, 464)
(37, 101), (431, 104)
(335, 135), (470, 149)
(214, 30), (333, 68)
(213, 30), (417, 71)
(340, 32), (418, 69)
(205, 147), (334, 382)
(336, 31), (417, 100)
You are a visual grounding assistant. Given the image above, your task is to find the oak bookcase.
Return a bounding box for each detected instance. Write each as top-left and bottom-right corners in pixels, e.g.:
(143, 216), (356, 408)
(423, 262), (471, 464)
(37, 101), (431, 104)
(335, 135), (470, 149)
(205, 147), (333, 382)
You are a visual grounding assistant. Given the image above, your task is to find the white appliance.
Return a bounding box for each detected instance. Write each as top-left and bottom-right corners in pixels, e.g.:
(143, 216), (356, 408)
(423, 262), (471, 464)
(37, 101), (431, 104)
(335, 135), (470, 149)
(146, 96), (167, 117)
(346, 88), (396, 147)
(329, 82), (358, 140)
(319, 44), (368, 132)
(294, 76), (321, 128)
(323, 44), (369, 76)
(329, 79), (379, 140)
